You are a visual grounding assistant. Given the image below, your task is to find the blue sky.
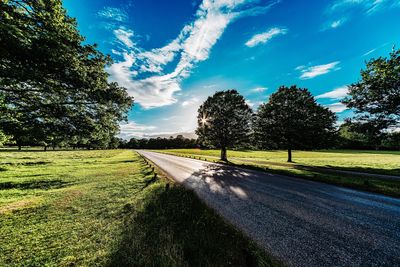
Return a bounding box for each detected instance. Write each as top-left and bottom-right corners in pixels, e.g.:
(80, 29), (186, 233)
(64, 0), (400, 138)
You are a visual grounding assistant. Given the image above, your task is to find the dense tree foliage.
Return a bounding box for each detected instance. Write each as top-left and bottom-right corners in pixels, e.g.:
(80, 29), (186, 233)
(342, 48), (400, 145)
(338, 121), (400, 150)
(254, 86), (337, 162)
(344, 48), (400, 122)
(119, 135), (198, 149)
(196, 90), (252, 161)
(0, 0), (133, 150)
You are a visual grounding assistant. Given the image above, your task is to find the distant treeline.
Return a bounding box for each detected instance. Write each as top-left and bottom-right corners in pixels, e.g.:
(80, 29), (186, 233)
(119, 135), (198, 150)
(337, 123), (400, 151)
(116, 128), (400, 151)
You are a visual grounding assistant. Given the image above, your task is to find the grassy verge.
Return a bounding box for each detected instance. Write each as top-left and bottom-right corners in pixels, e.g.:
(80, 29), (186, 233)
(154, 149), (400, 198)
(0, 149), (279, 267)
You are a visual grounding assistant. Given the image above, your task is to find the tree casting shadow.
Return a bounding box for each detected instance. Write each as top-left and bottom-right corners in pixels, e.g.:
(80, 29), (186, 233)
(107, 185), (271, 267)
(0, 180), (71, 190)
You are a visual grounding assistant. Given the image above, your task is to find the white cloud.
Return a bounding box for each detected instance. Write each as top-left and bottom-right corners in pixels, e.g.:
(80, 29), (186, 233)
(362, 48), (377, 57)
(113, 27), (135, 48)
(316, 86), (349, 99)
(98, 7), (128, 22)
(324, 1), (399, 32)
(326, 102), (347, 113)
(245, 27), (287, 47)
(321, 17), (347, 31)
(250, 87), (267, 93)
(108, 0), (280, 109)
(298, 61), (341, 80)
(182, 97), (200, 107)
(245, 99), (263, 109)
(331, 18), (346, 28)
(329, 0), (400, 14)
(119, 122), (157, 138)
(203, 84), (218, 89)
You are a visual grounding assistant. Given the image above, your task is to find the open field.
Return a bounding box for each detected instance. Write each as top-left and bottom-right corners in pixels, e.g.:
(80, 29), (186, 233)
(0, 150), (277, 267)
(155, 149), (400, 198)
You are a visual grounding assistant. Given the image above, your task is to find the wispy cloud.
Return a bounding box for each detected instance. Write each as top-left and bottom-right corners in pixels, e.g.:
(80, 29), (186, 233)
(331, 18), (347, 28)
(119, 121), (157, 139)
(297, 61), (341, 80)
(98, 7), (128, 22)
(113, 27), (135, 48)
(329, 0), (400, 14)
(361, 42), (390, 57)
(316, 86), (348, 99)
(326, 102), (347, 113)
(323, 0), (399, 31)
(250, 87), (268, 93)
(181, 97), (200, 107)
(245, 27), (287, 47)
(108, 0), (280, 108)
(362, 48), (377, 57)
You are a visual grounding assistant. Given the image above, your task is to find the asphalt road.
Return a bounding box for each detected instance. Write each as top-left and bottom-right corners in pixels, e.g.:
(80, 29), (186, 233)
(137, 150), (400, 267)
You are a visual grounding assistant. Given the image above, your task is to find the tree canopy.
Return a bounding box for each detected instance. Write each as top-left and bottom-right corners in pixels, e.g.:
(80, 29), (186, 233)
(196, 90), (252, 161)
(343, 48), (400, 131)
(0, 0), (133, 149)
(254, 86), (337, 162)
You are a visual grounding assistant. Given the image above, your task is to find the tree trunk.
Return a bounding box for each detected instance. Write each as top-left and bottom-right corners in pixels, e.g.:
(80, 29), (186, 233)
(287, 148), (292, 163)
(44, 146), (47, 151)
(220, 146), (227, 161)
(18, 145), (21, 151)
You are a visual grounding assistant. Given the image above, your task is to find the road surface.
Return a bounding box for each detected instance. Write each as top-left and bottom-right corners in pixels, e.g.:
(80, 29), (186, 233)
(137, 150), (400, 267)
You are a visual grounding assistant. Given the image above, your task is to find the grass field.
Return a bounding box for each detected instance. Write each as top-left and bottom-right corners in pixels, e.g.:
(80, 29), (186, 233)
(155, 149), (400, 198)
(0, 149), (278, 267)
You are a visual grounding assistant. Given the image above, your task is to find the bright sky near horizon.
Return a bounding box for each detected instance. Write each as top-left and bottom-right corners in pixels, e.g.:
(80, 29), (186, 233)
(64, 0), (400, 139)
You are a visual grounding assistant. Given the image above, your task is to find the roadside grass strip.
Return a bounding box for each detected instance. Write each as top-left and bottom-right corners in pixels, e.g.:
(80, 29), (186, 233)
(154, 149), (400, 198)
(0, 149), (280, 266)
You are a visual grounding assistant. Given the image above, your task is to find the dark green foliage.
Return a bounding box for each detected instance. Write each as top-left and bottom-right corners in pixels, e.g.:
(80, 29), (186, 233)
(343, 48), (400, 121)
(342, 48), (400, 145)
(0, 0), (133, 149)
(196, 90), (252, 161)
(382, 131), (400, 150)
(120, 135), (198, 149)
(339, 121), (400, 150)
(254, 86), (337, 162)
(339, 120), (388, 150)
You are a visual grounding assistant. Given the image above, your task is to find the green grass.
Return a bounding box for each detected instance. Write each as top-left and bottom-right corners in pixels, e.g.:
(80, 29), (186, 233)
(0, 149), (278, 267)
(155, 149), (400, 198)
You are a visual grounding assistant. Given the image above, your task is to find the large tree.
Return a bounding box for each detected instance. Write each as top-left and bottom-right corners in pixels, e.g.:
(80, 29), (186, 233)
(254, 86), (337, 162)
(196, 90), (252, 161)
(0, 0), (133, 149)
(342, 48), (400, 141)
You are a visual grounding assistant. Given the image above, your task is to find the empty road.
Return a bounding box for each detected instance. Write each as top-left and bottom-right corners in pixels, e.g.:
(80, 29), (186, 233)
(137, 150), (400, 267)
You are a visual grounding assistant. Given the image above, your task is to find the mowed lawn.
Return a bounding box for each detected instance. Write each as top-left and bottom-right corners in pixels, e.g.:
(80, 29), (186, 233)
(0, 150), (277, 267)
(156, 149), (400, 197)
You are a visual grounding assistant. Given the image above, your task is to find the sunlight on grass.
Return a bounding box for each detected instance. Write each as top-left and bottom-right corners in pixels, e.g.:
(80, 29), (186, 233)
(157, 149), (400, 198)
(0, 150), (278, 266)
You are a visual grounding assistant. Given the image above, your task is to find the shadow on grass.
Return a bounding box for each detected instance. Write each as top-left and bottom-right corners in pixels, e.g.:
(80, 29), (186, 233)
(321, 165), (400, 176)
(232, 158), (400, 177)
(202, 159), (400, 198)
(0, 180), (71, 190)
(108, 185), (277, 267)
(0, 161), (51, 166)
